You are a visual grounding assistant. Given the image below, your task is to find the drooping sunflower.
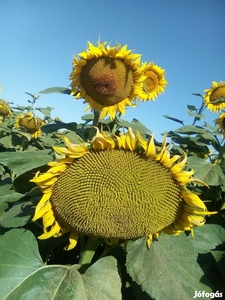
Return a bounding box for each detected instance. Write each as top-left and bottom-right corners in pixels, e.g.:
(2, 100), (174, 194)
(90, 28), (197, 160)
(30, 128), (215, 250)
(70, 41), (147, 119)
(203, 81), (225, 112)
(215, 112), (225, 138)
(0, 100), (12, 122)
(14, 112), (45, 138)
(141, 62), (168, 100)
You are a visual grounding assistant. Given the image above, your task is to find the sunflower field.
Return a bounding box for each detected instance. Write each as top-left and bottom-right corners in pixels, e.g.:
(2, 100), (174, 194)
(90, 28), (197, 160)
(0, 42), (225, 300)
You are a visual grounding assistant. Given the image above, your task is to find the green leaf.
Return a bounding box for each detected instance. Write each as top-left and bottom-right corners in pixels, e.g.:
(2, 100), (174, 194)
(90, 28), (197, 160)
(0, 230), (121, 299)
(0, 186), (24, 220)
(175, 125), (208, 134)
(81, 114), (94, 121)
(0, 229), (44, 299)
(187, 156), (225, 186)
(188, 224), (225, 254)
(0, 124), (12, 132)
(163, 115), (184, 125)
(0, 150), (52, 178)
(210, 97), (225, 104)
(36, 106), (53, 117)
(115, 116), (152, 136)
(38, 87), (72, 95)
(211, 250), (225, 279)
(0, 199), (37, 228)
(0, 230), (122, 300)
(187, 110), (205, 119)
(189, 226), (225, 293)
(65, 131), (84, 143)
(204, 122), (217, 132)
(192, 93), (203, 98)
(187, 105), (197, 111)
(126, 234), (211, 300)
(0, 186), (23, 203)
(41, 121), (77, 133)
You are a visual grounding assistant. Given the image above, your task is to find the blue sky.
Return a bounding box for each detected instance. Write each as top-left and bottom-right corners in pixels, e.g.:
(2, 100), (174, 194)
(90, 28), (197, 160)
(1, 0), (225, 139)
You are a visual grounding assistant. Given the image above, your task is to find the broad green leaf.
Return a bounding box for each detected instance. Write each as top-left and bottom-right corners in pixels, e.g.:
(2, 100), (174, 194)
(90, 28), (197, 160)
(0, 186), (23, 219)
(188, 224), (225, 254)
(81, 114), (94, 121)
(174, 125), (208, 134)
(0, 229), (44, 299)
(0, 186), (23, 203)
(7, 258), (122, 300)
(0, 150), (52, 178)
(41, 121), (77, 133)
(211, 250), (225, 279)
(0, 135), (13, 148)
(38, 87), (71, 95)
(187, 105), (197, 111)
(12, 129), (32, 141)
(126, 234), (211, 300)
(163, 115), (184, 125)
(0, 199), (37, 228)
(115, 116), (152, 135)
(14, 105), (33, 111)
(190, 226), (225, 293)
(0, 124), (12, 132)
(65, 131), (84, 143)
(36, 106), (53, 117)
(0, 230), (121, 300)
(187, 156), (225, 186)
(187, 110), (205, 119)
(204, 122), (217, 132)
(198, 132), (219, 143)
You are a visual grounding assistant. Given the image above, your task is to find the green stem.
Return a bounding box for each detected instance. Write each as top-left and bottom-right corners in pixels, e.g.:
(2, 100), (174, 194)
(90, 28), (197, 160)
(88, 110), (100, 141)
(79, 237), (102, 267)
(192, 100), (205, 125)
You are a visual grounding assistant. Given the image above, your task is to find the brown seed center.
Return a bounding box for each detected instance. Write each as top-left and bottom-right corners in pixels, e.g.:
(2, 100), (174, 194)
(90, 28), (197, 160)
(80, 57), (134, 106)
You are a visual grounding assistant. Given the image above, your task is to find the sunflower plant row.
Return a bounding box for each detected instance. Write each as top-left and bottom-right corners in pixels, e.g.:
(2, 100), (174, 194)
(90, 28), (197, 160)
(0, 41), (225, 300)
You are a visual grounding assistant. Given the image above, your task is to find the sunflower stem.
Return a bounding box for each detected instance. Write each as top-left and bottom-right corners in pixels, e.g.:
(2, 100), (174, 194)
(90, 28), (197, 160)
(79, 237), (102, 270)
(88, 110), (100, 141)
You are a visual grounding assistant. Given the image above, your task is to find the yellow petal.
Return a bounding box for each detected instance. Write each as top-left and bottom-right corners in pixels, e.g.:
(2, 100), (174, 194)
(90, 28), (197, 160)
(64, 231), (79, 250)
(146, 134), (156, 157)
(39, 222), (61, 239)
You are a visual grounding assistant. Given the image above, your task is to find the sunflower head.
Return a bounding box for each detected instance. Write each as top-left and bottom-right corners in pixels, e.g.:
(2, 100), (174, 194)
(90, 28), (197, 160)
(70, 41), (146, 119)
(141, 62), (168, 100)
(30, 128), (216, 250)
(14, 112), (45, 138)
(0, 100), (12, 118)
(203, 81), (225, 112)
(215, 112), (225, 138)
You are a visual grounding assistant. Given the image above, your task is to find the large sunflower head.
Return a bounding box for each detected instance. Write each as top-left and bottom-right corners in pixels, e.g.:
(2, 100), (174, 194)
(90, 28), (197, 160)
(14, 112), (45, 138)
(203, 81), (225, 112)
(0, 99), (12, 120)
(70, 41), (146, 119)
(31, 128), (216, 250)
(141, 62), (168, 100)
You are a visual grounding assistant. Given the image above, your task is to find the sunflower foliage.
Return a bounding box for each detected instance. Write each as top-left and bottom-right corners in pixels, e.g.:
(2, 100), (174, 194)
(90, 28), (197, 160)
(0, 45), (225, 300)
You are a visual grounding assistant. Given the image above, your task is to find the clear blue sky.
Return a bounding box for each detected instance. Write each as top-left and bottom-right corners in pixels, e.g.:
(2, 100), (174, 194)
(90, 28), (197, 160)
(1, 0), (225, 139)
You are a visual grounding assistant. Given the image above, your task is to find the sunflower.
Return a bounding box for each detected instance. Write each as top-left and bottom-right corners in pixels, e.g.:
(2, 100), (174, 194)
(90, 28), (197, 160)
(141, 62), (168, 100)
(70, 41), (147, 119)
(30, 128), (215, 250)
(14, 112), (45, 138)
(215, 112), (225, 138)
(0, 99), (12, 120)
(203, 81), (225, 112)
